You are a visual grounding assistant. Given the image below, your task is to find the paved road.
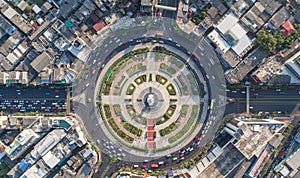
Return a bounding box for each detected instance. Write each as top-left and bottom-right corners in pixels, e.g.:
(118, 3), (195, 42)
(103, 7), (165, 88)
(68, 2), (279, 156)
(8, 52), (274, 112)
(0, 85), (66, 99)
(227, 87), (300, 99)
(225, 101), (298, 115)
(0, 85), (67, 114)
(160, 0), (178, 19)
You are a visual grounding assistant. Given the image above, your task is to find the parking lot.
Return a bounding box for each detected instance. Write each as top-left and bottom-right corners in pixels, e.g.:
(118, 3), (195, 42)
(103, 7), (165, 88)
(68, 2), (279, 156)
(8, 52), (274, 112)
(0, 85), (67, 114)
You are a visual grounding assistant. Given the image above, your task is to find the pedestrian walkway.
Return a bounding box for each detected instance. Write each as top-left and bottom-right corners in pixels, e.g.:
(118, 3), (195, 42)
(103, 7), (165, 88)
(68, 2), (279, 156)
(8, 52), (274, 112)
(147, 118), (155, 150)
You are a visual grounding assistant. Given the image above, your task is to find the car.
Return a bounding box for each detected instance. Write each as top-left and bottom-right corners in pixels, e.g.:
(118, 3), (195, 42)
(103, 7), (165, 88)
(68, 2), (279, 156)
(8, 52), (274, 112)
(232, 90), (237, 93)
(196, 137), (202, 141)
(158, 161), (164, 165)
(133, 165), (139, 168)
(176, 44), (181, 47)
(136, 39), (142, 43)
(141, 165), (147, 169)
(55, 95), (59, 98)
(85, 83), (90, 87)
(143, 160), (149, 163)
(166, 154), (171, 158)
(241, 91), (246, 94)
(249, 106), (253, 109)
(254, 93), (259, 97)
(100, 64), (105, 69)
(172, 157), (178, 161)
(93, 59), (96, 64)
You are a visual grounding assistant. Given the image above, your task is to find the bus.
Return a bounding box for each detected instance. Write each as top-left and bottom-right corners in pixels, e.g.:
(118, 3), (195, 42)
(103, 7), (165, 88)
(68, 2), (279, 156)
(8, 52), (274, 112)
(210, 99), (215, 110)
(151, 163), (159, 168)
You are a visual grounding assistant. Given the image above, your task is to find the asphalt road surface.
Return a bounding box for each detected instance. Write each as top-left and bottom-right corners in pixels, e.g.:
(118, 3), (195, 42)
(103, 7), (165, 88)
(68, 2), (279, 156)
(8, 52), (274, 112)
(0, 85), (67, 114)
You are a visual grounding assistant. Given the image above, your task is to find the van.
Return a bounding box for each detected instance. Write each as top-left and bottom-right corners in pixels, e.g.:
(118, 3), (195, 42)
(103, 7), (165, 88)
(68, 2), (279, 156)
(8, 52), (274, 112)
(158, 161), (164, 165)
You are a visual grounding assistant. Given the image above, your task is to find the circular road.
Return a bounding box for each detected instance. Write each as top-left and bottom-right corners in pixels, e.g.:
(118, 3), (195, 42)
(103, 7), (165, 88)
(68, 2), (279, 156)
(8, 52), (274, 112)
(71, 17), (226, 162)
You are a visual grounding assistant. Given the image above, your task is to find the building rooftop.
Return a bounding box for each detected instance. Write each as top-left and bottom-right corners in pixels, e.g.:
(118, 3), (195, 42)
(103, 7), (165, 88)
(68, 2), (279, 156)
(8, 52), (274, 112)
(30, 129), (66, 160)
(233, 119), (285, 159)
(30, 52), (52, 73)
(93, 20), (107, 32)
(225, 48), (269, 84)
(251, 56), (282, 83)
(1, 5), (33, 34)
(20, 161), (48, 178)
(208, 12), (253, 60)
(141, 0), (152, 6)
(269, 7), (290, 29)
(281, 20), (296, 37)
(248, 144), (272, 177)
(42, 151), (60, 169)
(198, 143), (244, 178)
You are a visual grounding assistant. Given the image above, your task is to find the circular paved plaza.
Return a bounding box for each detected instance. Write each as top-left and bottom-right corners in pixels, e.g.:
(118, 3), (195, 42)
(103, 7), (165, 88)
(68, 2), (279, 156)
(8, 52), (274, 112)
(98, 45), (206, 154)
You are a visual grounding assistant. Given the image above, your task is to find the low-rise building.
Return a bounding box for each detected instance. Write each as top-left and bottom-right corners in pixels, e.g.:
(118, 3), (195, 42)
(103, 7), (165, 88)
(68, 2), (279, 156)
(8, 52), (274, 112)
(251, 56), (282, 83)
(269, 7), (290, 29)
(208, 12), (254, 68)
(275, 146), (300, 177)
(1, 4), (33, 34)
(4, 129), (40, 160)
(189, 116), (287, 178)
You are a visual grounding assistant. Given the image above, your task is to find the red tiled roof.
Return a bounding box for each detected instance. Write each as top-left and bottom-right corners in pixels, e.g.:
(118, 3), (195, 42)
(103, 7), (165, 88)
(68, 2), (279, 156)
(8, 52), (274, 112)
(280, 20), (296, 37)
(93, 20), (106, 32)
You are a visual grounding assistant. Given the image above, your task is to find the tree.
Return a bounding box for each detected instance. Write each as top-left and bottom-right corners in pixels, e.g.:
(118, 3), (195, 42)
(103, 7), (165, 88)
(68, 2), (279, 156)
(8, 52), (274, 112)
(275, 34), (285, 50)
(255, 30), (277, 52)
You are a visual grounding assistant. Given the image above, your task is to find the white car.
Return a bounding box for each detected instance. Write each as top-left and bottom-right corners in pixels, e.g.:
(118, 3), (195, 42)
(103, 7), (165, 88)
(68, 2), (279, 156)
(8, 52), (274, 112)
(55, 95), (59, 98)
(100, 64), (105, 69)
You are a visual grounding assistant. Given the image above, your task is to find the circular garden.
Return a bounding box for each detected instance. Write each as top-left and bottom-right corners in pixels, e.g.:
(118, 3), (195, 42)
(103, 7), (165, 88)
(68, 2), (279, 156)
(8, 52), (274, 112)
(98, 45), (206, 152)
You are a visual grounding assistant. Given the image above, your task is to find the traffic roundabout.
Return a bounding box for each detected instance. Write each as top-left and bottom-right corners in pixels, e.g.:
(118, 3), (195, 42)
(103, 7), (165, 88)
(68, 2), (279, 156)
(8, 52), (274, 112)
(71, 17), (226, 162)
(98, 45), (205, 154)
